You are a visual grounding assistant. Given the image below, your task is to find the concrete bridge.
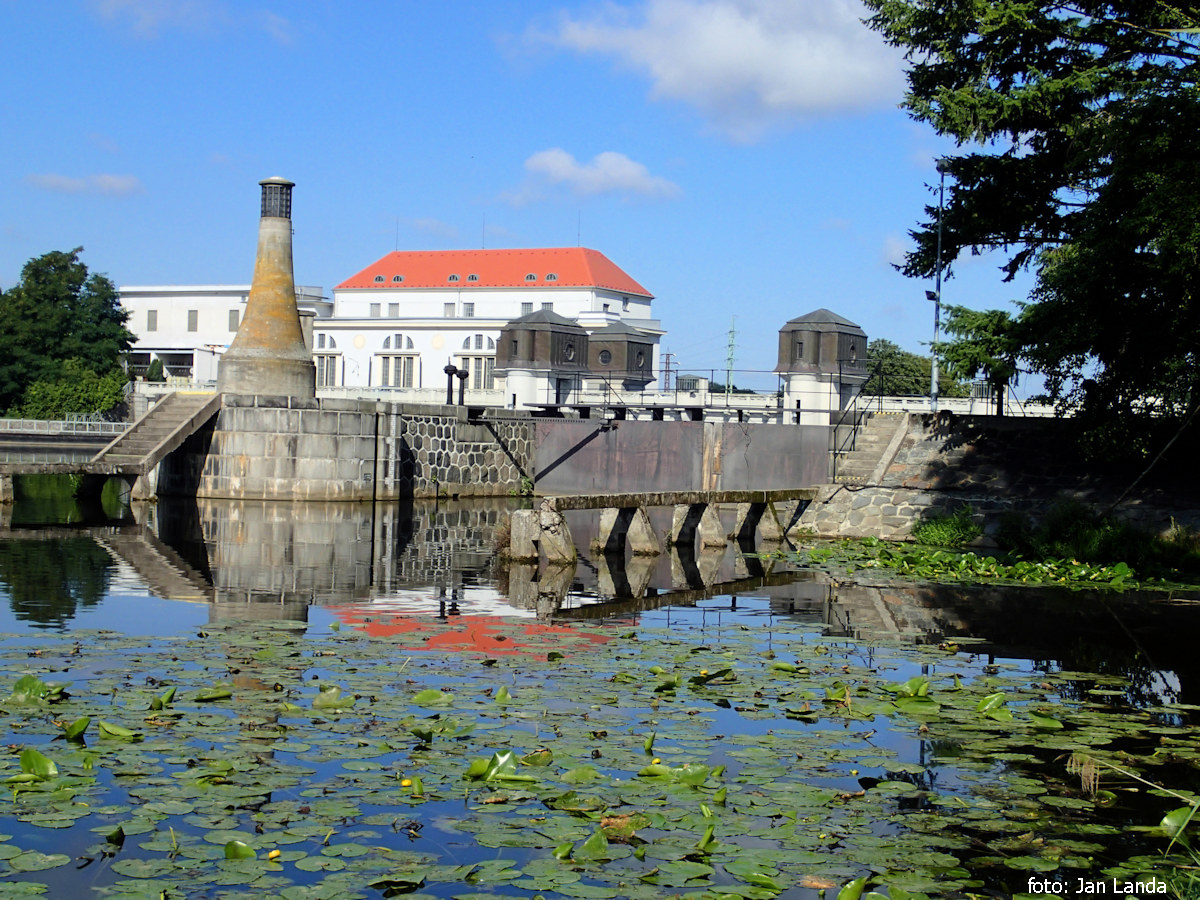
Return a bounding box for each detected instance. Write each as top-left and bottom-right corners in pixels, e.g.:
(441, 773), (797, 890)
(508, 487), (818, 563)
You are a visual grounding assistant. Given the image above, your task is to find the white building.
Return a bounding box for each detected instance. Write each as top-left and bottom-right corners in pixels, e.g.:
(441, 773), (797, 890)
(118, 247), (662, 403)
(119, 284), (330, 382)
(314, 247), (662, 397)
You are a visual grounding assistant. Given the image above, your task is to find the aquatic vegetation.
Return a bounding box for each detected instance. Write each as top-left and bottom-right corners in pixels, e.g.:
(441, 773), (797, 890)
(910, 505), (982, 548)
(772, 537), (1141, 589)
(0, 610), (1192, 897)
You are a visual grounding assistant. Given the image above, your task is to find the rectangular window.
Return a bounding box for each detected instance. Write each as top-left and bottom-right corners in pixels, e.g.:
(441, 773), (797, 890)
(474, 334), (483, 350)
(187, 309), (198, 332)
(315, 354), (339, 387)
(463, 302), (475, 318)
(369, 303), (381, 318)
(462, 356), (495, 390)
(521, 302), (533, 316)
(228, 309), (239, 331)
(388, 303), (399, 317)
(146, 310), (157, 332)
(541, 302), (553, 312)
(378, 355), (414, 388)
(444, 303), (455, 318)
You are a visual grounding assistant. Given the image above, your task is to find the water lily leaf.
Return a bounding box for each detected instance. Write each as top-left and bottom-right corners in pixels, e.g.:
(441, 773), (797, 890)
(62, 716), (90, 742)
(1029, 712), (1063, 730)
(312, 685), (356, 709)
(98, 721), (143, 742)
(837, 876), (869, 900)
(547, 651), (565, 661)
(224, 840), (256, 860)
(8, 675), (68, 705)
(149, 686), (177, 710)
(494, 686), (512, 705)
(465, 750), (536, 783)
(574, 829), (613, 860)
(8, 851), (70, 873)
(976, 692), (1007, 712)
(193, 686), (233, 702)
(412, 689), (452, 708)
(725, 859), (784, 891)
(1161, 805), (1197, 842)
(19, 748), (58, 781)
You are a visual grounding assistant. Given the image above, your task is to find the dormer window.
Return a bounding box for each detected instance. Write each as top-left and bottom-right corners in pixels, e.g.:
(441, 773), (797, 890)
(546, 273), (558, 281)
(525, 273), (537, 281)
(391, 275), (403, 283)
(467, 274), (479, 282)
(448, 274), (460, 282)
(373, 275), (384, 283)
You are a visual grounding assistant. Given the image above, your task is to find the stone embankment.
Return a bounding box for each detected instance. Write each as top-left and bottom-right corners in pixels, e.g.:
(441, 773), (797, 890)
(798, 412), (1200, 541)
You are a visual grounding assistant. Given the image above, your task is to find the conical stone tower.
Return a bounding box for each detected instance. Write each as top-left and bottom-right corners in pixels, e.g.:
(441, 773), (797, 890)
(217, 177), (315, 397)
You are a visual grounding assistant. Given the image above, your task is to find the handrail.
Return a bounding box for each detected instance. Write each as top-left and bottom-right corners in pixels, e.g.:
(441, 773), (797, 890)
(0, 418), (128, 437)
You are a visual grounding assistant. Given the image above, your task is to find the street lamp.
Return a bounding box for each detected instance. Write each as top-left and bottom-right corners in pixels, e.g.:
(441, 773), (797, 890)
(929, 160), (947, 413)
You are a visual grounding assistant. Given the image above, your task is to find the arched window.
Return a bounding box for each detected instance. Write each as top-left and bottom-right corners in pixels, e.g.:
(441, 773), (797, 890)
(391, 275), (403, 283)
(525, 273), (537, 281)
(467, 274), (479, 282)
(373, 275), (384, 283)
(448, 274), (460, 282)
(546, 273), (558, 281)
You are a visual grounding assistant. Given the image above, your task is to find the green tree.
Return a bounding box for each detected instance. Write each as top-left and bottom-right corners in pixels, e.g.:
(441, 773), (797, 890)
(938, 306), (1021, 416)
(863, 0), (1200, 425)
(863, 338), (969, 398)
(0, 248), (133, 415)
(17, 360), (129, 420)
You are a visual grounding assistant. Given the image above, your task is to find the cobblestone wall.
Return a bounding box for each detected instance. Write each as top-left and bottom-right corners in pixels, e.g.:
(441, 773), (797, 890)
(158, 396), (535, 501)
(799, 413), (1200, 541)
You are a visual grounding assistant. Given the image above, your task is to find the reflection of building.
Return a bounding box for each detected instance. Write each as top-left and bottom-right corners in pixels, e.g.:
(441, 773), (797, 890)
(119, 284), (329, 381)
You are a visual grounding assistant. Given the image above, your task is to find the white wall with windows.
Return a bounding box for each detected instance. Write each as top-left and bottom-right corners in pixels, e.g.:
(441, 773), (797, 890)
(119, 285), (329, 382)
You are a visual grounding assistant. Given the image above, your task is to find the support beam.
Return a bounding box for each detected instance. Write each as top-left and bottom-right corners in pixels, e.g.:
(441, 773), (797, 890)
(508, 509), (540, 562)
(538, 501), (576, 563)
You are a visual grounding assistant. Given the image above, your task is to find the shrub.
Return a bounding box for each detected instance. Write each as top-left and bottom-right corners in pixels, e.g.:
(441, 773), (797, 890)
(911, 505), (982, 547)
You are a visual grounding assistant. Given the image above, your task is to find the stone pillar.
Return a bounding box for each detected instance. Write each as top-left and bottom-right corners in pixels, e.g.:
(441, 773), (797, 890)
(0, 474), (13, 506)
(218, 177), (316, 397)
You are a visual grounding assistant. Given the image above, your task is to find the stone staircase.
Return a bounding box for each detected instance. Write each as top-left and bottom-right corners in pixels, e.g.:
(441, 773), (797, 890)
(89, 392), (221, 476)
(832, 411), (907, 484)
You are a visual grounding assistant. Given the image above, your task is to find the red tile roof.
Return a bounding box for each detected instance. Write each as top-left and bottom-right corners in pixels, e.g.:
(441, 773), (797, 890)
(335, 247), (653, 298)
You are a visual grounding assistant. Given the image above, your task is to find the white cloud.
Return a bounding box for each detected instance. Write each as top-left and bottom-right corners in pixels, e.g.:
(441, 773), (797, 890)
(89, 0), (293, 42)
(90, 0), (223, 37)
(26, 173), (144, 196)
(881, 233), (908, 268)
(541, 0), (904, 141)
(517, 148), (681, 202)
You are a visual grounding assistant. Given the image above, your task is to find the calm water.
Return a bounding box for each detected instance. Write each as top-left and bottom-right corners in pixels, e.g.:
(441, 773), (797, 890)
(2, 494), (1198, 703)
(0, 491), (1197, 897)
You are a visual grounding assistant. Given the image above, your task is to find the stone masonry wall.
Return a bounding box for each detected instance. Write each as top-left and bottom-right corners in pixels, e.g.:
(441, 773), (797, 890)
(157, 395), (535, 501)
(799, 412), (1200, 541)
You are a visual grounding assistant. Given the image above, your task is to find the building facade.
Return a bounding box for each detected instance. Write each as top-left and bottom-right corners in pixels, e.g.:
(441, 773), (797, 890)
(119, 284), (330, 382)
(315, 247), (662, 398)
(118, 247), (662, 403)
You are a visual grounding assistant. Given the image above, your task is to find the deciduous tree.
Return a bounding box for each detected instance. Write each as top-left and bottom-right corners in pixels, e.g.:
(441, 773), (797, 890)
(0, 248), (133, 415)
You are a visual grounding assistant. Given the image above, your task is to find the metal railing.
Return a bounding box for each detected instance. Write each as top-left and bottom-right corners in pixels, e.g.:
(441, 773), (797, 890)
(0, 416), (129, 437)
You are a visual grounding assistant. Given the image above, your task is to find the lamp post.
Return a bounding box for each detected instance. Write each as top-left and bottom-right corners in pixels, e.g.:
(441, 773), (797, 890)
(929, 161), (947, 413)
(444, 363), (458, 405)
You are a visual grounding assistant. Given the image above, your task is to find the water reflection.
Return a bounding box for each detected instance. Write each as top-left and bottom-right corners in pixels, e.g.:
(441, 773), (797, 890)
(1, 496), (1199, 705)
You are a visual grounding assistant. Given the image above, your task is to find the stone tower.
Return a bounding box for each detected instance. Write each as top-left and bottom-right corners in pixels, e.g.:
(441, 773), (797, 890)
(217, 177), (316, 397)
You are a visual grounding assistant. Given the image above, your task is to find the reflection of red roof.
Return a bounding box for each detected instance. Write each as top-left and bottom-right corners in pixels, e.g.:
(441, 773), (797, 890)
(336, 247), (653, 298)
(334, 611), (612, 656)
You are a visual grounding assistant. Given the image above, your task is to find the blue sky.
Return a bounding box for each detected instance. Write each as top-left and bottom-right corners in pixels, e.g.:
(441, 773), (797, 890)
(1, 0), (1034, 393)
